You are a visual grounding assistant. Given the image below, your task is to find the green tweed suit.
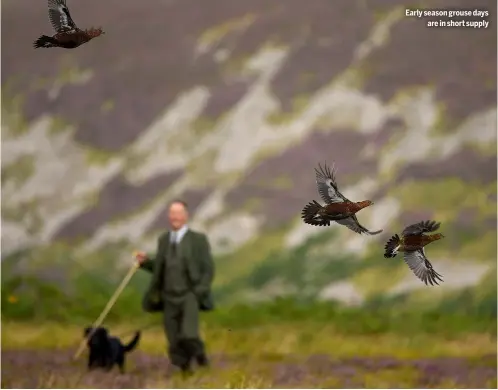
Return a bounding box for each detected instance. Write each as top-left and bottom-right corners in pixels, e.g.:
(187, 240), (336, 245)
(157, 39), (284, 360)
(140, 229), (214, 369)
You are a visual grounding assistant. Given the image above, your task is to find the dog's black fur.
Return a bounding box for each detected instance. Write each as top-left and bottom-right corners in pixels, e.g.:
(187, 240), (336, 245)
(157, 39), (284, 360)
(84, 326), (140, 373)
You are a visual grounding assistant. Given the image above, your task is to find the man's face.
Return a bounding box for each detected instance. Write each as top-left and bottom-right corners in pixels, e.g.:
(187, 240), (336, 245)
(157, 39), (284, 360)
(168, 202), (188, 230)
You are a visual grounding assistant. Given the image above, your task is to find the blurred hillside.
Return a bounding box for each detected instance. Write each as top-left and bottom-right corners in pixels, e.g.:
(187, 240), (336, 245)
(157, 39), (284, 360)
(1, 0), (496, 319)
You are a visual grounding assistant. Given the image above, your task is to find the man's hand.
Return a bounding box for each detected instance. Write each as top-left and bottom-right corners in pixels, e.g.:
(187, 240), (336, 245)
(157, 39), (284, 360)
(134, 251), (148, 264)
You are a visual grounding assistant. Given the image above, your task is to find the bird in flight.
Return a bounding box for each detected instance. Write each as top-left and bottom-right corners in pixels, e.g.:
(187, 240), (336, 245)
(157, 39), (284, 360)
(301, 162), (383, 235)
(384, 220), (444, 286)
(34, 0), (104, 49)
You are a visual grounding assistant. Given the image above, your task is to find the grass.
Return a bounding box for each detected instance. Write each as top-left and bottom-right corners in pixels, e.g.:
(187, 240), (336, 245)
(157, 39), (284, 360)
(1, 320), (496, 388)
(3, 242), (496, 334)
(198, 14), (256, 48)
(213, 227), (289, 287)
(2, 290), (497, 387)
(2, 267), (496, 388)
(266, 93), (311, 125)
(393, 178), (496, 223)
(1, 228), (496, 387)
(2, 321), (496, 359)
(1, 88), (30, 136)
(1, 155), (36, 187)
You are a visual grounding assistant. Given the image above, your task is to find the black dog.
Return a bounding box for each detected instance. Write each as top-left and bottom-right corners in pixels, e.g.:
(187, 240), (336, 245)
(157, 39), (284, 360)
(84, 326), (140, 373)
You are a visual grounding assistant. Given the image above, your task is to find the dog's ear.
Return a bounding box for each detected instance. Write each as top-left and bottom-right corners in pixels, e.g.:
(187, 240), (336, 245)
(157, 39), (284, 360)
(84, 327), (93, 337)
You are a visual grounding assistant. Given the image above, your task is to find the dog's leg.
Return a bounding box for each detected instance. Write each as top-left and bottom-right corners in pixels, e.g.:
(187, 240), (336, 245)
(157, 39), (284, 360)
(116, 353), (125, 374)
(105, 359), (113, 372)
(88, 351), (96, 370)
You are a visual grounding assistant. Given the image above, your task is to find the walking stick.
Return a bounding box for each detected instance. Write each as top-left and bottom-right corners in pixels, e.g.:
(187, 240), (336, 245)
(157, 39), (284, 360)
(73, 257), (141, 360)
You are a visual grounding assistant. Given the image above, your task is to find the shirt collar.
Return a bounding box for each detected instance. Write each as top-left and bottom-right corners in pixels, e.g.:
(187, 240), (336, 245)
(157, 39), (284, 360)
(171, 224), (189, 242)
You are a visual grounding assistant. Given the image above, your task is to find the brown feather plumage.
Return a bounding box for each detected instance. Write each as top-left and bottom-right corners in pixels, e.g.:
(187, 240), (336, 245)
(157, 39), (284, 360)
(301, 162), (382, 235)
(383, 220), (444, 286)
(34, 0), (104, 49)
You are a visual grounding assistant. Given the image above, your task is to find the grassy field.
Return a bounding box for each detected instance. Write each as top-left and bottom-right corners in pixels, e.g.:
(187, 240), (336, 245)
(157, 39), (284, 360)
(2, 303), (497, 389)
(3, 255), (497, 388)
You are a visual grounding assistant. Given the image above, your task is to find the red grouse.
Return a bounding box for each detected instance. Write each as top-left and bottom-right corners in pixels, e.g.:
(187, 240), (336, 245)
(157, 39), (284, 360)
(384, 220), (444, 286)
(34, 0), (104, 49)
(301, 162), (382, 235)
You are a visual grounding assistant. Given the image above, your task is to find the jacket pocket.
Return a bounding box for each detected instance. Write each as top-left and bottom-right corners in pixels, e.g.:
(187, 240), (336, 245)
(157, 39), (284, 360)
(185, 255), (200, 283)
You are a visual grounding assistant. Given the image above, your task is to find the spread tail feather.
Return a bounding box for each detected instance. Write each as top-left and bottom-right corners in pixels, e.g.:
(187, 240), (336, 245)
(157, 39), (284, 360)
(301, 200), (322, 219)
(301, 200), (330, 227)
(123, 331), (140, 352)
(34, 35), (57, 48)
(384, 234), (401, 258)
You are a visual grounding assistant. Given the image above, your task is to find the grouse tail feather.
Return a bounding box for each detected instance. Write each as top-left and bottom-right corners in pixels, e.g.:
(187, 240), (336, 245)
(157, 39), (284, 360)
(384, 234), (401, 258)
(34, 35), (57, 48)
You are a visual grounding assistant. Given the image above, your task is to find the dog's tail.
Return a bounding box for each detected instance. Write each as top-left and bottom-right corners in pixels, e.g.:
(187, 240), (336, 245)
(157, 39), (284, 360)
(123, 331), (141, 352)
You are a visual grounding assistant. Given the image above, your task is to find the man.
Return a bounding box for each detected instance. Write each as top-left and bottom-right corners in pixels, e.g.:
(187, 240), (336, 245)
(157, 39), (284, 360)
(135, 200), (214, 373)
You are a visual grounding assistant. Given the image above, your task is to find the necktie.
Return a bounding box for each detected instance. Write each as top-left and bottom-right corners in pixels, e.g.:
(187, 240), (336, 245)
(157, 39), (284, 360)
(171, 233), (177, 256)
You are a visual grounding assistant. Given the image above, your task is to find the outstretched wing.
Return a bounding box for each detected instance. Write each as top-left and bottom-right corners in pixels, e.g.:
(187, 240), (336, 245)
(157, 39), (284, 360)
(314, 162), (349, 205)
(48, 0), (77, 33)
(302, 216), (331, 227)
(334, 215), (383, 235)
(402, 220), (441, 237)
(402, 248), (443, 286)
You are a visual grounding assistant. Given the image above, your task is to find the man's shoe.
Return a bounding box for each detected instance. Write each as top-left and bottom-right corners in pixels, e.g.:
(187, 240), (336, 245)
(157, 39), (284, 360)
(179, 361), (193, 378)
